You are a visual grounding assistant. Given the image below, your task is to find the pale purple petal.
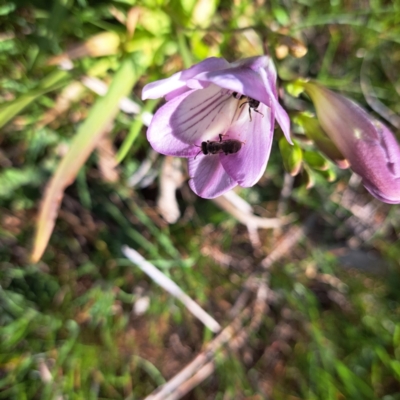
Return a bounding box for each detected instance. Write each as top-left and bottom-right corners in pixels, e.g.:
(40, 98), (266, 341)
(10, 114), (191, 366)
(188, 155), (237, 198)
(258, 67), (292, 143)
(351, 120), (400, 204)
(273, 100), (291, 143)
(142, 72), (186, 100)
(142, 57), (230, 100)
(262, 56), (278, 85)
(239, 56), (291, 143)
(147, 130), (199, 157)
(146, 90), (202, 157)
(230, 55), (272, 72)
(180, 57), (230, 79)
(165, 86), (192, 101)
(192, 67), (273, 108)
(169, 83), (240, 144)
(220, 103), (273, 187)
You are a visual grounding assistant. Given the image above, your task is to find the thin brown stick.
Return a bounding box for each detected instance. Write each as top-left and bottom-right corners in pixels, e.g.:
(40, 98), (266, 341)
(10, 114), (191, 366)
(122, 246), (221, 333)
(163, 277), (271, 400)
(144, 215), (316, 400)
(145, 308), (251, 400)
(212, 193), (284, 229)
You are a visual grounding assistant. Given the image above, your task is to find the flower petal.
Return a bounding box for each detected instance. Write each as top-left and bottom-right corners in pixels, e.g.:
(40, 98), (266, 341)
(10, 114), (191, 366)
(219, 103), (273, 187)
(258, 67), (292, 143)
(142, 57), (230, 100)
(273, 98), (291, 143)
(146, 90), (203, 157)
(192, 67), (272, 108)
(188, 155), (237, 198)
(356, 121), (400, 203)
(231, 55), (273, 72)
(165, 86), (192, 101)
(192, 62), (291, 144)
(170, 83), (240, 144)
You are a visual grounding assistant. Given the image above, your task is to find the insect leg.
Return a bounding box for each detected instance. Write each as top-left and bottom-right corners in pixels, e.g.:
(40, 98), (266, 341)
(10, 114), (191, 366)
(194, 149), (203, 160)
(253, 109), (264, 118)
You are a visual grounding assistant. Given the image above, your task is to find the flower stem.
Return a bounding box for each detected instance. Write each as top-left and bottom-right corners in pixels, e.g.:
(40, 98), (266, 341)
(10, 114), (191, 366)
(177, 30), (192, 69)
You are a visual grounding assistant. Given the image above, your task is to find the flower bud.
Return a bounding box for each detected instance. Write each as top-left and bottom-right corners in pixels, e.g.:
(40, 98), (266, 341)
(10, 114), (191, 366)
(303, 82), (400, 204)
(294, 112), (349, 169)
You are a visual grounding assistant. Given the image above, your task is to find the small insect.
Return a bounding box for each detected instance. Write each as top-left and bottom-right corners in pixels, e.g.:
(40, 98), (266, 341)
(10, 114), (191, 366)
(194, 134), (243, 159)
(232, 92), (264, 121)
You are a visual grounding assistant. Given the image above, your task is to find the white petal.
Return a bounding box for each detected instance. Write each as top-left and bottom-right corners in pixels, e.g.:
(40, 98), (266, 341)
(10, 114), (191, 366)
(170, 84), (240, 144)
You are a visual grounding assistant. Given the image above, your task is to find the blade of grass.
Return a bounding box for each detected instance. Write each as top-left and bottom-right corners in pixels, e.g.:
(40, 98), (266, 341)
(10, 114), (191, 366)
(122, 245), (221, 333)
(0, 69), (70, 129)
(31, 57), (138, 262)
(116, 98), (158, 163)
(127, 200), (180, 259)
(103, 202), (160, 259)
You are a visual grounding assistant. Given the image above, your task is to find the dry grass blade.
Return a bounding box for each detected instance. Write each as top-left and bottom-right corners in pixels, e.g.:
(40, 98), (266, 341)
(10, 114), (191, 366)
(36, 81), (85, 129)
(157, 157), (185, 223)
(144, 217), (315, 400)
(212, 191), (284, 229)
(47, 31), (120, 65)
(145, 308), (251, 400)
(0, 69), (69, 129)
(163, 280), (270, 400)
(96, 134), (119, 183)
(31, 58), (137, 262)
(122, 246), (221, 333)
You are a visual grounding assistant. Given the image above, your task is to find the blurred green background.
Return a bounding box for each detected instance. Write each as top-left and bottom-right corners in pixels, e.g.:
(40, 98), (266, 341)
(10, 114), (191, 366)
(1, 0), (400, 399)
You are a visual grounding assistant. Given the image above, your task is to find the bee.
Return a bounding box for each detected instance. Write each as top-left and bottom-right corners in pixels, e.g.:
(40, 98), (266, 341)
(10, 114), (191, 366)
(194, 134), (243, 159)
(232, 92), (264, 121)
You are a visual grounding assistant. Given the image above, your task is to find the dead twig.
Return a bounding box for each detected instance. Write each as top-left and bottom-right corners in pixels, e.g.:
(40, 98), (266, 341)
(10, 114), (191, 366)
(157, 157), (185, 223)
(144, 215), (316, 400)
(145, 307), (251, 400)
(122, 246), (221, 333)
(213, 192), (284, 230)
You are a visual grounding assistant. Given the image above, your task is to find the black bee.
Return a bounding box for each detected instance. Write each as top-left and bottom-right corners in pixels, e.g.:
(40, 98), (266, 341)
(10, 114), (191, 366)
(232, 92), (264, 121)
(194, 134), (243, 159)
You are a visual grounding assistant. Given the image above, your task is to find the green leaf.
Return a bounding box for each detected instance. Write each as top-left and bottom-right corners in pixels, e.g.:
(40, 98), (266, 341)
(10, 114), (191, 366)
(303, 150), (329, 171)
(317, 168), (337, 182)
(293, 112), (348, 168)
(116, 98), (159, 163)
(279, 137), (303, 176)
(0, 69), (70, 129)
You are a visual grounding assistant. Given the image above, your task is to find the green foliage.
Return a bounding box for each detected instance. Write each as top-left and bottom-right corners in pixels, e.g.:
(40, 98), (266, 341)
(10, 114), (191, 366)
(1, 0), (400, 399)
(279, 136), (303, 176)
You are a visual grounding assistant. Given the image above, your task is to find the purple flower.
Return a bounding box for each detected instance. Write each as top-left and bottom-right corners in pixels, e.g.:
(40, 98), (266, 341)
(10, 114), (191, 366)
(142, 56), (291, 198)
(303, 82), (400, 204)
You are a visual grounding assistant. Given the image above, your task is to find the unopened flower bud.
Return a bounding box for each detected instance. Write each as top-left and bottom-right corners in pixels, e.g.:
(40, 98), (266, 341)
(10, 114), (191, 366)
(303, 82), (400, 204)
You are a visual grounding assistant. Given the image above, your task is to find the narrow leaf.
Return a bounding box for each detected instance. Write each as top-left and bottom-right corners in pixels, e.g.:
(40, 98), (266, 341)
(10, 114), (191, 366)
(279, 137), (303, 176)
(0, 69), (70, 129)
(31, 58), (137, 262)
